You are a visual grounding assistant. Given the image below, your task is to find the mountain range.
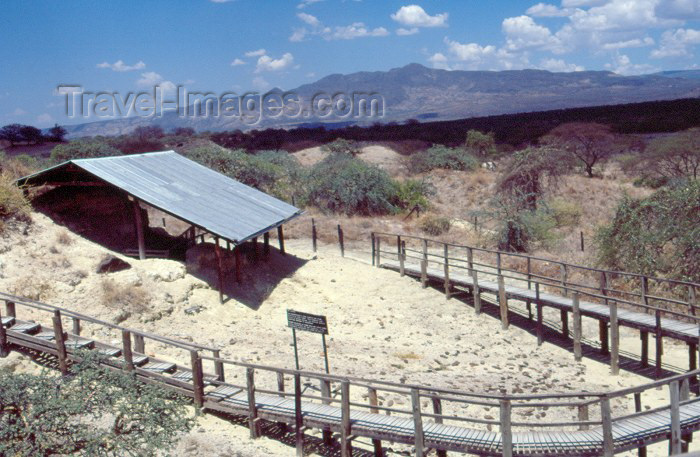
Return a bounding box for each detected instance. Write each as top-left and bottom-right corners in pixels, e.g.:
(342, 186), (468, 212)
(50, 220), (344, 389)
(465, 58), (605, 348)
(63, 64), (700, 138)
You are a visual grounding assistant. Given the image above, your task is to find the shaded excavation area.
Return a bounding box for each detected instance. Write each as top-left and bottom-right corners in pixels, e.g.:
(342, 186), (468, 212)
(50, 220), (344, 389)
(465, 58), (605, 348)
(17, 150), (303, 303)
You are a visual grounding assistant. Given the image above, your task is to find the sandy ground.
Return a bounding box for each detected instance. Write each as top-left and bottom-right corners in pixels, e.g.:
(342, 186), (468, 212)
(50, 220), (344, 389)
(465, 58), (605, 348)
(292, 145), (405, 177)
(0, 213), (696, 456)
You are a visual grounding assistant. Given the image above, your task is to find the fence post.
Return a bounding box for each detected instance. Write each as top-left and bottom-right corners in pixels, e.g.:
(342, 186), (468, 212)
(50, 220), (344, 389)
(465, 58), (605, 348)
(312, 218), (317, 253)
(133, 334), (145, 354)
(610, 300), (620, 375)
(432, 394), (447, 457)
(472, 270), (482, 315)
(341, 380), (352, 457)
(52, 310), (69, 375)
(655, 309), (663, 378)
(443, 244), (451, 299)
(601, 396), (614, 457)
(689, 285), (697, 316)
(371, 232), (376, 266)
(277, 372), (288, 433)
(526, 257), (532, 290)
(247, 368), (259, 439)
(572, 292), (582, 362)
(399, 240), (405, 276)
(467, 247), (474, 275)
(411, 389), (424, 457)
(580, 231), (585, 252)
(5, 301), (15, 318)
(0, 308), (7, 358)
(422, 239), (428, 263)
(190, 350), (204, 409)
(321, 379), (333, 445)
(498, 275), (509, 330)
(578, 403), (589, 431)
(670, 380), (681, 455)
(500, 399), (513, 457)
(496, 252), (502, 275)
(368, 387), (384, 457)
(71, 317), (81, 336)
(536, 283), (543, 346)
(420, 260), (428, 289)
(337, 224), (344, 257)
(213, 349), (225, 382)
(560, 264), (568, 297)
(634, 393), (647, 457)
(376, 236), (381, 267)
(294, 373), (304, 457)
(122, 330), (134, 372)
(397, 235), (402, 262)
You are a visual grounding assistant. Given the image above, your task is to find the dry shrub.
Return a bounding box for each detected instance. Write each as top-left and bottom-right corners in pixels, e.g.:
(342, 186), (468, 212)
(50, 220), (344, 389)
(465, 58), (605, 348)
(101, 278), (150, 314)
(11, 277), (53, 301)
(56, 230), (73, 245)
(0, 172), (31, 233)
(420, 215), (451, 236)
(549, 199), (582, 227)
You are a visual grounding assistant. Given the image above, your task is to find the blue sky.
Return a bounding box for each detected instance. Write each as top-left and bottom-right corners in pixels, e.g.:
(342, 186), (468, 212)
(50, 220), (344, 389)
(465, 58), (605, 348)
(1, 0), (699, 127)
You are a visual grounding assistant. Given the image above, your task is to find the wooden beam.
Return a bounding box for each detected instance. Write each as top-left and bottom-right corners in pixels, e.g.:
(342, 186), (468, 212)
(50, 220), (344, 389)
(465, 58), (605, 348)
(234, 246), (242, 284)
(411, 389), (424, 457)
(214, 237), (224, 304)
(432, 394), (447, 457)
(641, 331), (649, 367)
(191, 351), (204, 409)
(0, 308), (7, 358)
(420, 259), (427, 288)
(561, 309), (569, 339)
(247, 368), (259, 439)
(295, 373), (304, 457)
(133, 334), (145, 354)
(610, 300), (620, 375)
(132, 198), (146, 260)
(656, 309), (663, 378)
(601, 397), (614, 457)
(122, 330), (134, 372)
(213, 349), (225, 382)
(71, 317), (81, 336)
(337, 224), (345, 257)
(277, 225), (286, 255)
(670, 380), (682, 455)
(277, 372), (288, 433)
(498, 275), (509, 330)
(341, 380), (352, 457)
(472, 270), (481, 315)
(500, 399), (513, 457)
(312, 219), (318, 253)
(572, 293), (582, 361)
(634, 393), (647, 457)
(443, 244), (451, 300)
(368, 387), (384, 457)
(5, 301), (16, 318)
(320, 379), (333, 445)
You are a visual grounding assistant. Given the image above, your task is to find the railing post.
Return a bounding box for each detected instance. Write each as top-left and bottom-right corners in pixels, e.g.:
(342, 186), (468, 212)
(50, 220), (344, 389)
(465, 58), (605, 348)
(560, 263), (568, 297)
(572, 292), (582, 362)
(655, 309), (663, 378)
(431, 393), (447, 457)
(133, 334), (145, 354)
(337, 224), (344, 257)
(247, 367), (259, 439)
(634, 393), (647, 457)
(213, 349), (225, 382)
(294, 373), (304, 457)
(368, 387), (384, 457)
(420, 259), (428, 288)
(341, 380), (352, 457)
(312, 218), (318, 253)
(670, 380), (681, 455)
(578, 403), (589, 431)
(443, 244), (451, 300)
(399, 241), (405, 276)
(500, 399), (512, 457)
(277, 372), (288, 433)
(52, 310), (69, 375)
(467, 247), (474, 275)
(71, 317), (80, 336)
(536, 283), (543, 346)
(496, 252), (502, 275)
(422, 238), (428, 263)
(397, 235), (402, 262)
(190, 350), (204, 409)
(371, 232), (376, 266)
(411, 389), (424, 457)
(5, 301), (16, 318)
(689, 285), (697, 316)
(526, 257), (532, 290)
(610, 300), (620, 375)
(122, 330), (134, 372)
(498, 275), (509, 330)
(321, 379), (333, 445)
(473, 270), (482, 315)
(376, 236), (381, 267)
(601, 396), (614, 457)
(0, 308), (7, 358)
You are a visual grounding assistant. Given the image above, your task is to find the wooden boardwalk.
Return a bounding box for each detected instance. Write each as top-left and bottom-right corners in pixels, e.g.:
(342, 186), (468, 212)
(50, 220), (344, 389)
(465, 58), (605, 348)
(3, 231), (700, 457)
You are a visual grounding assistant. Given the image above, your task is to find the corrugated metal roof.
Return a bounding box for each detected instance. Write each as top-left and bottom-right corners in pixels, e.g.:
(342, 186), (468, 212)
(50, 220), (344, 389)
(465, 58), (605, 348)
(20, 150), (302, 244)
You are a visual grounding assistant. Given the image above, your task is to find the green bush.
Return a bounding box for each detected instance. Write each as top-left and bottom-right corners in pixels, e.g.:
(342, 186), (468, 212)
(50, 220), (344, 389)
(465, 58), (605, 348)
(0, 173), (31, 230)
(50, 139), (122, 162)
(407, 145), (479, 173)
(420, 215), (451, 236)
(394, 178), (434, 212)
(488, 203), (559, 252)
(307, 153), (399, 215)
(549, 199), (582, 227)
(596, 180), (700, 282)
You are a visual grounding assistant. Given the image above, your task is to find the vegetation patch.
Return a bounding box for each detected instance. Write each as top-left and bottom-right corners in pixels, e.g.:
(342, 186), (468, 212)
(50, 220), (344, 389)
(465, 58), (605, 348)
(407, 145), (479, 173)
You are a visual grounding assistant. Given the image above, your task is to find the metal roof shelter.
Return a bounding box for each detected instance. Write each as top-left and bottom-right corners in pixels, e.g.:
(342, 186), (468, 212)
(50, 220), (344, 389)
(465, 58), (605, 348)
(18, 150), (302, 245)
(18, 151), (303, 303)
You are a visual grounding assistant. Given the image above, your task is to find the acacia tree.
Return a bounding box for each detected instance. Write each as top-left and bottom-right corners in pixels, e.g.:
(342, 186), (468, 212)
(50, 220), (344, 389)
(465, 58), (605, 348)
(0, 124), (25, 146)
(542, 122), (625, 178)
(48, 124), (68, 142)
(642, 128), (700, 181)
(464, 129), (497, 157)
(0, 352), (196, 456)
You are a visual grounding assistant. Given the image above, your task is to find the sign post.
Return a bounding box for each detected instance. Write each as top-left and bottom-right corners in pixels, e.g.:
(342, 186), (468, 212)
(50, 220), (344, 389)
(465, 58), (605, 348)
(287, 310), (330, 373)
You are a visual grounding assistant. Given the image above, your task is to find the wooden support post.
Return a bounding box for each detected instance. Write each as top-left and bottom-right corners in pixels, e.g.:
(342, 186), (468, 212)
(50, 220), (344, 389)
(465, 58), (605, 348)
(601, 397), (614, 457)
(580, 231), (585, 252)
(526, 257), (532, 290)
(337, 224), (344, 257)
(498, 275), (509, 330)
(133, 334), (145, 354)
(689, 342), (698, 393)
(420, 260), (427, 289)
(132, 198), (146, 260)
(263, 232), (270, 258)
(641, 331), (649, 367)
(472, 270), (482, 315)
(560, 264), (568, 297)
(247, 368), (259, 439)
(376, 236), (381, 267)
(600, 271), (608, 301)
(411, 389), (424, 457)
(341, 380), (352, 457)
(71, 317), (80, 336)
(422, 238), (428, 264)
(399, 240), (405, 276)
(500, 399), (513, 457)
(121, 330), (134, 371)
(467, 247), (474, 275)
(681, 378), (692, 452)
(443, 244), (451, 300)
(371, 233), (376, 266)
(234, 246), (242, 284)
(689, 285), (697, 316)
(496, 252), (502, 275)
(214, 237), (224, 304)
(561, 309), (569, 338)
(5, 301), (16, 318)
(536, 283), (544, 346)
(52, 310), (68, 375)
(277, 225), (286, 255)
(610, 301), (620, 375)
(277, 372), (288, 433)
(213, 349), (225, 382)
(578, 404), (589, 431)
(600, 319), (610, 355)
(572, 293), (582, 362)
(526, 301), (532, 320)
(634, 393), (647, 457)
(191, 350), (204, 409)
(321, 379), (333, 446)
(670, 380), (681, 455)
(368, 387), (384, 457)
(655, 309), (663, 378)
(431, 394), (447, 457)
(226, 240), (231, 251)
(0, 309), (7, 358)
(396, 235), (401, 261)
(294, 373), (304, 457)
(312, 219), (318, 252)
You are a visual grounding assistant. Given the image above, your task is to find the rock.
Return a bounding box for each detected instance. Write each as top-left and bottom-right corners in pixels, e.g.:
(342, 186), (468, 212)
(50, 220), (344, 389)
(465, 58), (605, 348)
(96, 255), (131, 274)
(185, 305), (205, 315)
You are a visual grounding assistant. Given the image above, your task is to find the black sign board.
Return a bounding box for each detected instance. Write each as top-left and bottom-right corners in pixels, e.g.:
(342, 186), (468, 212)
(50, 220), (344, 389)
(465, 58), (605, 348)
(287, 310), (329, 335)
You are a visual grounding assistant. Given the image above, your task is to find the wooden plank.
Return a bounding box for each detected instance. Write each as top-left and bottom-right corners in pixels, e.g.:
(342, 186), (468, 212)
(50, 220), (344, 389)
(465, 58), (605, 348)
(421, 260), (428, 289)
(312, 219), (318, 253)
(412, 389), (425, 457)
(247, 368), (259, 439)
(600, 318), (610, 355)
(133, 333), (145, 354)
(578, 404), (589, 431)
(431, 394), (447, 457)
(371, 232), (376, 266)
(656, 310), (663, 378)
(5, 300), (16, 318)
(641, 331), (649, 367)
(572, 293), (582, 362)
(71, 317), (80, 336)
(498, 275), (509, 330)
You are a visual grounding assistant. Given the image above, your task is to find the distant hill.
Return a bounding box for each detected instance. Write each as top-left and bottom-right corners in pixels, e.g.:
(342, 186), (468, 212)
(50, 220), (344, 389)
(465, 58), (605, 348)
(63, 63), (700, 138)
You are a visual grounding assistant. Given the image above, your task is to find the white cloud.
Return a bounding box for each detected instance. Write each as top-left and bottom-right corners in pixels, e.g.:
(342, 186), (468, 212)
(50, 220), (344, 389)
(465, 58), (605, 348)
(331, 23), (389, 40)
(297, 0), (323, 8)
(231, 58), (246, 66)
(290, 14), (389, 41)
(36, 113), (54, 126)
(601, 37), (655, 49)
(526, 3), (573, 17)
(96, 60), (146, 72)
(655, 0), (700, 20)
(428, 52), (450, 69)
(298, 12), (320, 27)
(651, 27), (700, 57)
(605, 53), (658, 74)
(397, 27), (419, 36)
(136, 72), (177, 94)
(290, 28), (308, 42)
(255, 53), (294, 72)
(561, 0), (608, 7)
(391, 5), (448, 28)
(245, 49), (267, 57)
(502, 15), (562, 52)
(539, 57), (585, 72)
